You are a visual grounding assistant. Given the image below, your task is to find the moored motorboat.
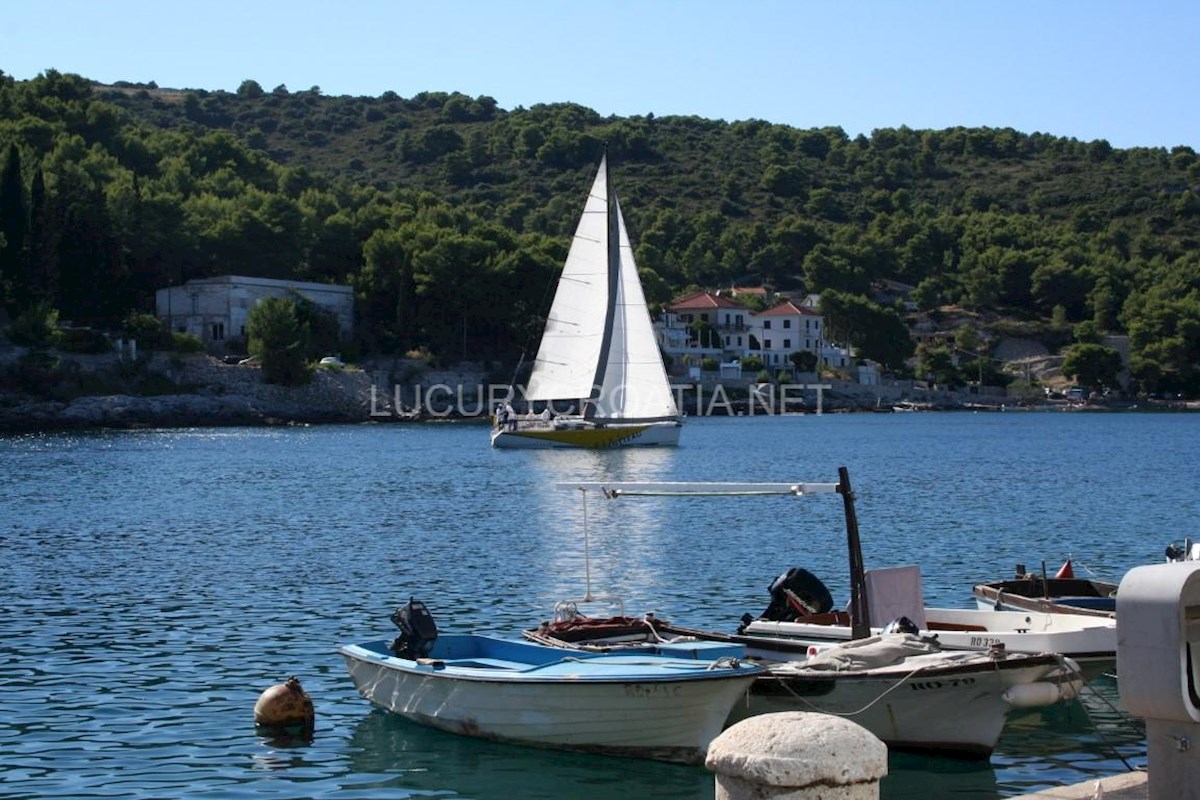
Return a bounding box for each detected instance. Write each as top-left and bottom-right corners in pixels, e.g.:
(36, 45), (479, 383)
(974, 543), (1200, 619)
(972, 559), (1118, 618)
(339, 599), (762, 765)
(738, 563), (1116, 675)
(730, 633), (1082, 759)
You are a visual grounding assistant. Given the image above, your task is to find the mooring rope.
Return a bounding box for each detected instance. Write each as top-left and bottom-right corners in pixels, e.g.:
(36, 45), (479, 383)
(771, 661), (933, 716)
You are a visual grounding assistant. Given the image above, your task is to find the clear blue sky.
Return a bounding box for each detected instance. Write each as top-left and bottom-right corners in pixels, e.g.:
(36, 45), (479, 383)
(4, 0), (1197, 150)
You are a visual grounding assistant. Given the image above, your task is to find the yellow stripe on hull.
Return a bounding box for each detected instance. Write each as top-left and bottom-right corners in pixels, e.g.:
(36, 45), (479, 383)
(508, 425), (649, 448)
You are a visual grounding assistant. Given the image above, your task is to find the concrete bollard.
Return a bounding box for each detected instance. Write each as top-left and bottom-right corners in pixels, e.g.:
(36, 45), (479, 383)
(705, 712), (887, 800)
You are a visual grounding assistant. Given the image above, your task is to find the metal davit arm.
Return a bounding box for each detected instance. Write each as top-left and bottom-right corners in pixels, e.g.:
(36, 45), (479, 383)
(555, 481), (841, 497)
(838, 467), (871, 640)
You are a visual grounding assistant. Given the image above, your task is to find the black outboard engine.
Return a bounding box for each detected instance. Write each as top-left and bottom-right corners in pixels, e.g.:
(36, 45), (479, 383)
(389, 597), (438, 659)
(759, 567), (834, 621)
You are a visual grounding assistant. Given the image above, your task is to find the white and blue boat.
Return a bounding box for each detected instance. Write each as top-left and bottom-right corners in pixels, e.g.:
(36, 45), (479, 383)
(339, 600), (762, 764)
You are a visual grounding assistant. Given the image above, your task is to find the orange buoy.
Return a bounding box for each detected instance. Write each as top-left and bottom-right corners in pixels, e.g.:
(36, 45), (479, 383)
(254, 676), (315, 728)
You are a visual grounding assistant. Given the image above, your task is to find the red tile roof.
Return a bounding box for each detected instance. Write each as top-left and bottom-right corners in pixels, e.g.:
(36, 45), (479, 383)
(668, 290), (747, 311)
(757, 300), (819, 316)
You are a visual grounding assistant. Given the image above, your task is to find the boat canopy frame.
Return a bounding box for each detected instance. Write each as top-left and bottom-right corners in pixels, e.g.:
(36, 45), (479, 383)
(557, 467), (871, 638)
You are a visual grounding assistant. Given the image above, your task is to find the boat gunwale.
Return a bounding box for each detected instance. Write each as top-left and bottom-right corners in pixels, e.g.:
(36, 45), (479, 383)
(338, 642), (764, 685)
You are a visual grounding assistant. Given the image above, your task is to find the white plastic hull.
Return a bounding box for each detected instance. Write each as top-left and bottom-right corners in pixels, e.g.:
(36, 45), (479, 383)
(743, 607), (1116, 668)
(732, 653), (1077, 758)
(491, 420), (681, 449)
(340, 645), (753, 763)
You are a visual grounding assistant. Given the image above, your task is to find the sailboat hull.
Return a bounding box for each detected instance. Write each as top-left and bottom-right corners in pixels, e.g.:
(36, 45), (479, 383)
(491, 421), (681, 449)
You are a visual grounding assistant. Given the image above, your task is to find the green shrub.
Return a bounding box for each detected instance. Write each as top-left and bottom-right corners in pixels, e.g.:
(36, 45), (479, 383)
(59, 327), (111, 354)
(700, 357), (718, 371)
(170, 332), (204, 352)
(247, 297), (312, 386)
(6, 302), (63, 348)
(123, 313), (170, 350)
(740, 355), (764, 372)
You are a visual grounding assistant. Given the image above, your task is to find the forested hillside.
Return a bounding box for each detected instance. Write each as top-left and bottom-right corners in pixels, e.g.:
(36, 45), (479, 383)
(1, 70), (1199, 393)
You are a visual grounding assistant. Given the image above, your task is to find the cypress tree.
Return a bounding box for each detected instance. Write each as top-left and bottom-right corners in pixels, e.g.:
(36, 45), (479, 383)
(0, 143), (28, 313)
(27, 167), (58, 305)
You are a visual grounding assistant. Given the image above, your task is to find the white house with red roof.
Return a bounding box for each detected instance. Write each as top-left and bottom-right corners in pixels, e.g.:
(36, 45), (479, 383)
(659, 290), (752, 361)
(751, 299), (850, 374)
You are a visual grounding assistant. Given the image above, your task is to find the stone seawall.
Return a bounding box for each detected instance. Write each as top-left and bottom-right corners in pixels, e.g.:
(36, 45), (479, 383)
(0, 352), (385, 432)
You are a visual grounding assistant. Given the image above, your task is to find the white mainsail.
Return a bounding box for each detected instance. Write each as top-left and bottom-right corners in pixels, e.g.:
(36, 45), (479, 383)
(525, 156), (678, 422)
(524, 159), (611, 403)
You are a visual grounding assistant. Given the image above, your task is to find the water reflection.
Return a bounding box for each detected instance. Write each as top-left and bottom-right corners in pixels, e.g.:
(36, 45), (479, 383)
(990, 676), (1146, 795)
(348, 708), (712, 800)
(522, 447), (682, 618)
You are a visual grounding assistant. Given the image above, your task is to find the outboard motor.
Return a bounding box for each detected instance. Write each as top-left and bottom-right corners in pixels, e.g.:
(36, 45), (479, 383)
(759, 567), (834, 621)
(389, 597), (438, 658)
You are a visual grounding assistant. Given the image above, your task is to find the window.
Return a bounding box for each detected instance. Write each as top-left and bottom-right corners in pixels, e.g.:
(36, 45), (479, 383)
(783, 339), (791, 349)
(783, 319), (791, 329)
(764, 339), (772, 349)
(764, 320), (772, 329)
(211, 322), (225, 341)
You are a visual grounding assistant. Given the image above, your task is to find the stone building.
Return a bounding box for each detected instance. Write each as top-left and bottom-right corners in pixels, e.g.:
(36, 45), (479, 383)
(155, 275), (353, 350)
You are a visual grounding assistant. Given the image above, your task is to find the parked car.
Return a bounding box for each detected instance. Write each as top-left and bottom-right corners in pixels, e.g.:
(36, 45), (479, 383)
(318, 356), (345, 368)
(238, 355), (260, 366)
(222, 354), (247, 365)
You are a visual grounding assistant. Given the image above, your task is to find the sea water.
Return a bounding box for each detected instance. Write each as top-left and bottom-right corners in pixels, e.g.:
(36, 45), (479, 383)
(3, 411), (1195, 798)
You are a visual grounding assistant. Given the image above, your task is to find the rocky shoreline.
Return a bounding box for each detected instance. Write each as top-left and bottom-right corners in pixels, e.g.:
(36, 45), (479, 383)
(0, 350), (1186, 434)
(0, 350), (386, 433)
(0, 391), (369, 432)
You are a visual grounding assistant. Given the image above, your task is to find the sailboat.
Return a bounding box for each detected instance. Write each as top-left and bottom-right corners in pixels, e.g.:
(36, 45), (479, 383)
(491, 153), (682, 449)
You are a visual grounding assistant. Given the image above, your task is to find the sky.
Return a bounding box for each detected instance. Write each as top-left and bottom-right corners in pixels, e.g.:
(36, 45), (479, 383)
(3, 1), (1198, 150)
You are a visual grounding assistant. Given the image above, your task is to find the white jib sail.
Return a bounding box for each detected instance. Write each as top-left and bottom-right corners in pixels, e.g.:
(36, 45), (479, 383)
(592, 196), (679, 420)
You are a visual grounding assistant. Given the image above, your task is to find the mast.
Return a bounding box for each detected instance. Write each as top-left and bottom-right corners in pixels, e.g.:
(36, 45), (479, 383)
(585, 146), (620, 419)
(838, 466), (871, 639)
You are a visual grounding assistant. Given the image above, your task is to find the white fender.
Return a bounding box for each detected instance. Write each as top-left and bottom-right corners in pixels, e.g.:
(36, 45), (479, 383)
(1003, 681), (1071, 708)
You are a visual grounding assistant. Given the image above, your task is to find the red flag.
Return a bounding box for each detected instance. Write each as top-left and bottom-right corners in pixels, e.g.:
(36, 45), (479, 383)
(1054, 559), (1074, 580)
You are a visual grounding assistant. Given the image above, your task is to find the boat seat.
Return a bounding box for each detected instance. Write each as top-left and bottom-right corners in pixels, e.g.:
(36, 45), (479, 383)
(448, 658), (526, 670)
(863, 565), (928, 629)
